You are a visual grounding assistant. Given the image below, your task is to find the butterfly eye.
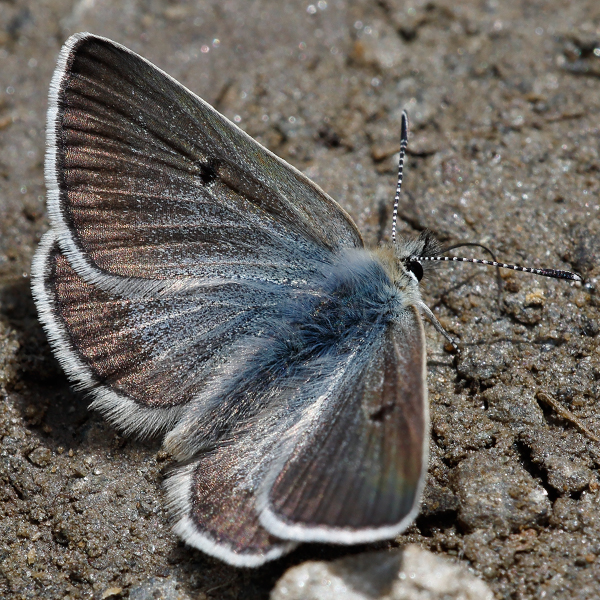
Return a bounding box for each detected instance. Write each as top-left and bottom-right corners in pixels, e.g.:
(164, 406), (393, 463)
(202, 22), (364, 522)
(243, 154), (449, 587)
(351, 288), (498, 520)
(407, 260), (423, 282)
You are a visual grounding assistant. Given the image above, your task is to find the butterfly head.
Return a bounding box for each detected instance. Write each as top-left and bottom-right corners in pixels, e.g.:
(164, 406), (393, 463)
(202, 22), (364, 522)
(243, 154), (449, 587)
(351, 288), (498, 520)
(369, 230), (441, 313)
(387, 229), (443, 286)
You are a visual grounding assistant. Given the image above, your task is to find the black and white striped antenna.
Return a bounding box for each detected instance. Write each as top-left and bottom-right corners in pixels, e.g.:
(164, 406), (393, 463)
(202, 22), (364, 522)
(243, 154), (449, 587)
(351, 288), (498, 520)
(409, 254), (582, 282)
(392, 112), (582, 284)
(390, 110), (408, 245)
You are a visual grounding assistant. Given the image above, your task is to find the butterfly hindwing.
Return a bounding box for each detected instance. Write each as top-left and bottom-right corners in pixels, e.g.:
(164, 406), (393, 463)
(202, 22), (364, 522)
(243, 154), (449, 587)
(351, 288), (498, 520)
(32, 230), (299, 435)
(166, 453), (297, 568)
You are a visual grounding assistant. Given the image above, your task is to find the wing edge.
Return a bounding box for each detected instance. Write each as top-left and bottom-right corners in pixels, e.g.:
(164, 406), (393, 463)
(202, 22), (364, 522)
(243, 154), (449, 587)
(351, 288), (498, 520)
(164, 462), (297, 567)
(30, 229), (186, 437)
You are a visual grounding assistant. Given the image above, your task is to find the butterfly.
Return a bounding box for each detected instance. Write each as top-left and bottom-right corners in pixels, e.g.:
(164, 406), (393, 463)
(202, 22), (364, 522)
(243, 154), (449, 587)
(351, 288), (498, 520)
(31, 32), (581, 567)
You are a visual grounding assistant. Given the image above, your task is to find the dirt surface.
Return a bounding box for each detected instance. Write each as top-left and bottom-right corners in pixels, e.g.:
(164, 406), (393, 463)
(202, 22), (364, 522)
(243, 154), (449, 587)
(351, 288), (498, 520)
(0, 0), (599, 598)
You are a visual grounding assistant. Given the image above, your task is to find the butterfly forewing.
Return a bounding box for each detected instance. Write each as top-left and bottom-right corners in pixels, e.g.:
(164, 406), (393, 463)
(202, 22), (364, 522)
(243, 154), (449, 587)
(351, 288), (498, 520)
(47, 34), (362, 291)
(37, 32), (366, 434)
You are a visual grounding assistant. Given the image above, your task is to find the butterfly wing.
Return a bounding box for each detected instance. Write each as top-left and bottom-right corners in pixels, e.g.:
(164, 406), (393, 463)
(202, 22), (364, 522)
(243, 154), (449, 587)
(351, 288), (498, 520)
(259, 307), (428, 543)
(166, 452), (298, 568)
(32, 230), (298, 435)
(34, 33), (427, 567)
(45, 33), (362, 296)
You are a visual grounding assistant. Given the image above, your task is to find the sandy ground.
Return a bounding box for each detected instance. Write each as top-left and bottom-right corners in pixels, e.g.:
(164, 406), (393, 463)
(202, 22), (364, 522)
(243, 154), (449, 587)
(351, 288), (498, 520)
(0, 0), (599, 598)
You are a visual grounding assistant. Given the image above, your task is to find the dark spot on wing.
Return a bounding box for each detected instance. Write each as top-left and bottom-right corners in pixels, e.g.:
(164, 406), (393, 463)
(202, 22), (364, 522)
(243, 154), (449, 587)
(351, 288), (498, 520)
(368, 401), (396, 422)
(199, 159), (218, 185)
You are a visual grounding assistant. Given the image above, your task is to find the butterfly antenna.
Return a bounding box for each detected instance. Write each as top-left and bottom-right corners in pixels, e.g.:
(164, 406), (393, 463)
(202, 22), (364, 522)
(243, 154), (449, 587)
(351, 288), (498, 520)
(391, 111), (409, 245)
(413, 249), (581, 354)
(410, 253), (583, 282)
